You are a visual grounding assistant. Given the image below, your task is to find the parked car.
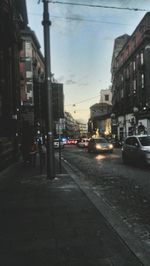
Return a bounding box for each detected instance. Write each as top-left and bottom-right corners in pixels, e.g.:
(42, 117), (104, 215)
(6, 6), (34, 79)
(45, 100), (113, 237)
(54, 139), (64, 149)
(122, 135), (150, 165)
(66, 139), (78, 145)
(77, 138), (90, 148)
(88, 137), (113, 153)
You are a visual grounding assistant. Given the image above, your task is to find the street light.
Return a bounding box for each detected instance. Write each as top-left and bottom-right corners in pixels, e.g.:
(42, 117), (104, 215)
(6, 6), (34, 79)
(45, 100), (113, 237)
(42, 0), (55, 178)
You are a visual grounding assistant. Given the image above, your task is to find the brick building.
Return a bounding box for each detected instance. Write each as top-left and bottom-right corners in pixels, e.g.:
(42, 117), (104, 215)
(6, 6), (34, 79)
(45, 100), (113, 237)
(111, 12), (150, 140)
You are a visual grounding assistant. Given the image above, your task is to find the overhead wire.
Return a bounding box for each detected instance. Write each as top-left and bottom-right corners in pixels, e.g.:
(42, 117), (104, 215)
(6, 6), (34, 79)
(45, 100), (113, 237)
(50, 1), (149, 12)
(65, 94), (100, 106)
(28, 12), (129, 26)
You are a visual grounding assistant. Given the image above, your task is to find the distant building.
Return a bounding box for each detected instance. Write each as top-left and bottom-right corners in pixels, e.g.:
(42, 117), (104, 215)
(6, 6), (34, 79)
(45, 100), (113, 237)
(76, 120), (88, 137)
(19, 27), (45, 134)
(64, 112), (80, 138)
(89, 102), (112, 137)
(100, 88), (112, 105)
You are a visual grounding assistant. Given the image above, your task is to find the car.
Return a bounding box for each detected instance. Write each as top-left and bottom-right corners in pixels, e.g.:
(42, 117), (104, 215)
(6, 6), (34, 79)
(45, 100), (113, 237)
(54, 139), (64, 149)
(88, 137), (113, 153)
(66, 139), (78, 145)
(77, 138), (90, 148)
(122, 135), (150, 165)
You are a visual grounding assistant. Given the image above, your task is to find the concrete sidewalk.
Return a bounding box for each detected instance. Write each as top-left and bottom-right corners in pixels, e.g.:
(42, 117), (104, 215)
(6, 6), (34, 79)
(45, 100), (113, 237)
(0, 159), (143, 266)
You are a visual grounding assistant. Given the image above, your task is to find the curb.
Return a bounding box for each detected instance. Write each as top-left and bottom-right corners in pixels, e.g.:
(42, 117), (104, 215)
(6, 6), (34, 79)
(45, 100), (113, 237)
(62, 157), (149, 266)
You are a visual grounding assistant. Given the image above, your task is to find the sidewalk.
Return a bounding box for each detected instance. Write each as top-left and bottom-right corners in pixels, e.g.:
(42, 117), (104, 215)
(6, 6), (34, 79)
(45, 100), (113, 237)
(0, 157), (143, 266)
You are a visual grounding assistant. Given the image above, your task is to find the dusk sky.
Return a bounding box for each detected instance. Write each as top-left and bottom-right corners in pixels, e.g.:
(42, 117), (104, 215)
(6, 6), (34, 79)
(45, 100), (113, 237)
(26, 0), (150, 123)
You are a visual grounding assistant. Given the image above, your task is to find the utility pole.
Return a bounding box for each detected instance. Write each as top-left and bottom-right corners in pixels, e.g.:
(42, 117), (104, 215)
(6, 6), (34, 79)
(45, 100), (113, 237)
(42, 0), (55, 178)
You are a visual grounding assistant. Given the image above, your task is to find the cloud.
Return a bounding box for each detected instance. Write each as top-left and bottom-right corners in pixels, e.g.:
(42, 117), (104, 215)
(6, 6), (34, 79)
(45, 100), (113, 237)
(65, 79), (77, 85)
(56, 75), (65, 82)
(79, 82), (89, 86)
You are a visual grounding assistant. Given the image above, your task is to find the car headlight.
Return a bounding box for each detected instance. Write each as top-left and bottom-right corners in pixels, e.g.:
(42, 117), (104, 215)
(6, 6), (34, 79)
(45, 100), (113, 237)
(108, 143), (113, 149)
(95, 144), (102, 149)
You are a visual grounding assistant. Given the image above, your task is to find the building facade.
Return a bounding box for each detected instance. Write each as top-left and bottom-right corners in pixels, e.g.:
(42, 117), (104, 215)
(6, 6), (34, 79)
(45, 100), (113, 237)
(100, 88), (112, 105)
(111, 12), (150, 140)
(64, 112), (80, 138)
(0, 0), (28, 168)
(88, 102), (112, 138)
(19, 27), (45, 137)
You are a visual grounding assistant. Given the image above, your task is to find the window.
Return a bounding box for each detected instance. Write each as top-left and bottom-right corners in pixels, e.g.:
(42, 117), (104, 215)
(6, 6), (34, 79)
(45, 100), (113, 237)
(27, 83), (32, 93)
(132, 137), (139, 147)
(133, 60), (136, 71)
(105, 94), (109, 101)
(126, 137), (132, 145)
(140, 52), (144, 65)
(139, 136), (150, 146)
(141, 74), (144, 88)
(25, 60), (31, 71)
(128, 127), (133, 136)
(119, 127), (124, 140)
(133, 79), (136, 93)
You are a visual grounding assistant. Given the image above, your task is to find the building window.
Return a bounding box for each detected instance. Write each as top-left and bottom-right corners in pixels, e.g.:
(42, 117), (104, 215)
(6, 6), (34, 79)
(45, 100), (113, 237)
(25, 42), (32, 57)
(133, 79), (136, 93)
(128, 127), (133, 136)
(141, 73), (144, 88)
(133, 60), (136, 71)
(119, 127), (124, 140)
(105, 94), (109, 101)
(140, 52), (144, 65)
(25, 60), (31, 71)
(27, 83), (32, 93)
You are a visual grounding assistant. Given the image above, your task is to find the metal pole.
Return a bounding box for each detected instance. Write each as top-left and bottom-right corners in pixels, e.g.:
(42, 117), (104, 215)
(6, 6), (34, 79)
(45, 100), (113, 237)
(42, 0), (55, 178)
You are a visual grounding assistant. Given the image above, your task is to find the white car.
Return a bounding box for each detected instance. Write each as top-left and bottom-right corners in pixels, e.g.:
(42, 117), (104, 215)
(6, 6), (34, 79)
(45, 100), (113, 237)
(122, 135), (150, 165)
(77, 138), (90, 148)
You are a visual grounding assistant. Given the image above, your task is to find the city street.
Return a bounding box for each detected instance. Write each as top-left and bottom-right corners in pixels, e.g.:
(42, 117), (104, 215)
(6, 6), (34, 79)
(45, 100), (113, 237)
(61, 144), (150, 261)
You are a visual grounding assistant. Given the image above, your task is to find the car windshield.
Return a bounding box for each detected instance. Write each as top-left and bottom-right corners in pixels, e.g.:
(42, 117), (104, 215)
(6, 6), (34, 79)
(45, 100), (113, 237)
(139, 136), (150, 146)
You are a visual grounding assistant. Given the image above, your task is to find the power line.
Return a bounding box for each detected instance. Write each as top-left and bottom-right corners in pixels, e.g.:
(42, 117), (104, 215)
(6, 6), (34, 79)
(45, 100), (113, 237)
(54, 15), (128, 26)
(65, 94), (100, 106)
(50, 1), (149, 12)
(28, 12), (129, 26)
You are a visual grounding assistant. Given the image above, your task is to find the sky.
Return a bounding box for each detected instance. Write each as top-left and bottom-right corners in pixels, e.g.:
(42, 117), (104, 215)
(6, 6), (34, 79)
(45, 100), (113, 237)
(26, 0), (150, 123)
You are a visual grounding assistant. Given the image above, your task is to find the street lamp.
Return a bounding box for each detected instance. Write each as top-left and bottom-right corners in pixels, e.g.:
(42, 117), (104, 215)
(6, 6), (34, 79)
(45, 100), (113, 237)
(42, 0), (55, 178)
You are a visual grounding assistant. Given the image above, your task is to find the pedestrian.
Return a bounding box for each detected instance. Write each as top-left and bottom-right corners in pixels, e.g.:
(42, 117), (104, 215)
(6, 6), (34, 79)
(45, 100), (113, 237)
(20, 123), (36, 165)
(29, 140), (38, 166)
(21, 137), (32, 164)
(38, 138), (47, 172)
